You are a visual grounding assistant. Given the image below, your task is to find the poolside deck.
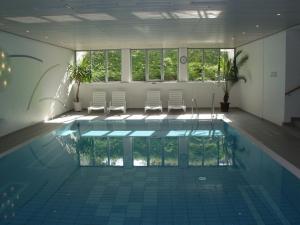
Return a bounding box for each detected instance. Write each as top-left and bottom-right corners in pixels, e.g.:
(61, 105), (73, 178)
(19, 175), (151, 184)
(1, 108), (300, 176)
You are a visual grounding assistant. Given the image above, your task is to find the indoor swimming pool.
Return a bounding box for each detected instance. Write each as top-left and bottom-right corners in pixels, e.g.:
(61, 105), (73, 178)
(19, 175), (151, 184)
(0, 119), (300, 225)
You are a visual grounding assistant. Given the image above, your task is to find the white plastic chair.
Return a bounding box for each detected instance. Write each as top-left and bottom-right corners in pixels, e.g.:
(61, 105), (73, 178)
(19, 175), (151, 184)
(144, 91), (163, 113)
(108, 91), (126, 113)
(88, 92), (106, 114)
(168, 90), (186, 112)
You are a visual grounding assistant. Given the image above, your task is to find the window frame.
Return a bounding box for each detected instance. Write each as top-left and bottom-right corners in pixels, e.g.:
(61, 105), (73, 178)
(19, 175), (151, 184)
(75, 49), (122, 83)
(187, 48), (235, 82)
(130, 48), (179, 82)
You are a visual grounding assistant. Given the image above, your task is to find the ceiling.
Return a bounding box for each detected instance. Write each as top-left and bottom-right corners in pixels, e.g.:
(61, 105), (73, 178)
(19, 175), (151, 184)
(0, 0), (300, 50)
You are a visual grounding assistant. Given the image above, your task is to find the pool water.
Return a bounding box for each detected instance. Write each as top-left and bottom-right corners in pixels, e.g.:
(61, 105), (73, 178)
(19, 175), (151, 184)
(0, 119), (300, 225)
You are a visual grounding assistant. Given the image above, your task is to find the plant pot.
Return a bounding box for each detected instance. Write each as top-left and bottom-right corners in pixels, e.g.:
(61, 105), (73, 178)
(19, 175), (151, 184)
(73, 102), (82, 111)
(220, 102), (230, 112)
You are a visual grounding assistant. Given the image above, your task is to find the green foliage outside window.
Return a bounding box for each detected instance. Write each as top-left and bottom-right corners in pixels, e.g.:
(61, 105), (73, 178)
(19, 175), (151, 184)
(76, 50), (121, 82)
(91, 51), (105, 82)
(164, 49), (178, 81)
(131, 48), (178, 81)
(131, 50), (146, 81)
(148, 50), (161, 80)
(188, 48), (234, 81)
(108, 50), (121, 81)
(204, 49), (219, 81)
(188, 49), (203, 81)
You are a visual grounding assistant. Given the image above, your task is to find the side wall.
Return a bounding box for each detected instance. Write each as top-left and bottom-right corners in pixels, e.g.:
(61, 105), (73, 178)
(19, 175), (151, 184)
(285, 30), (300, 122)
(237, 32), (286, 125)
(0, 31), (74, 136)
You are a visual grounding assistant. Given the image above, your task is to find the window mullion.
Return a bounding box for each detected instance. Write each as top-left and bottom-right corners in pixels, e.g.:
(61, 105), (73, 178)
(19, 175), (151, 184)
(105, 50), (108, 82)
(145, 49), (149, 81)
(161, 49), (164, 81)
(218, 49), (221, 81)
(202, 49), (205, 82)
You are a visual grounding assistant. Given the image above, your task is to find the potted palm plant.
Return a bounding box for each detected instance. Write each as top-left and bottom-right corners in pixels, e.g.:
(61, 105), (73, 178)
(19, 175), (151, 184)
(68, 63), (92, 111)
(220, 50), (249, 112)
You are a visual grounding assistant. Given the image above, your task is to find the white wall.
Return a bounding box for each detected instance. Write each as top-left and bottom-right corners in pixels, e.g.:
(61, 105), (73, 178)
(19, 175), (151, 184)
(0, 31), (74, 137)
(236, 40), (264, 118)
(237, 32), (286, 125)
(79, 81), (240, 109)
(285, 30), (300, 122)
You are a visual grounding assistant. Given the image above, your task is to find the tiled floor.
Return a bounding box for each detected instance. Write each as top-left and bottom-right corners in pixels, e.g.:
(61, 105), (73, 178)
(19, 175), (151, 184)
(1, 108), (300, 172)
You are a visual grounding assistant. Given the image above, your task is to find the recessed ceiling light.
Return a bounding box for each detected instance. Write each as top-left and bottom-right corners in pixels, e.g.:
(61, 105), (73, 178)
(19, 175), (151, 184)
(172, 10), (199, 19)
(256, 24), (260, 28)
(26, 30), (30, 33)
(43, 15), (81, 22)
(276, 13), (281, 16)
(5, 16), (49, 24)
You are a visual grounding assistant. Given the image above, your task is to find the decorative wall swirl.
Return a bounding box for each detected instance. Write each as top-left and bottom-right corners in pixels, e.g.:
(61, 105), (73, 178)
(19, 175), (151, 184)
(27, 64), (60, 110)
(8, 55), (43, 63)
(38, 97), (67, 108)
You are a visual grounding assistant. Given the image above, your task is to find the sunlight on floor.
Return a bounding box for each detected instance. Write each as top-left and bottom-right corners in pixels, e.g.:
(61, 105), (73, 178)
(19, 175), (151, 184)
(75, 116), (99, 121)
(126, 114), (147, 120)
(45, 115), (83, 124)
(145, 114), (168, 120)
(45, 112), (230, 123)
(105, 114), (130, 120)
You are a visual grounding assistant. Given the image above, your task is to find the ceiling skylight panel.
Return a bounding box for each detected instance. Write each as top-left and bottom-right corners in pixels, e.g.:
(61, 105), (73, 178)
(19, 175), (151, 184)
(171, 10), (200, 19)
(132, 11), (171, 20)
(5, 17), (49, 23)
(76, 13), (116, 21)
(43, 15), (81, 22)
(205, 10), (222, 18)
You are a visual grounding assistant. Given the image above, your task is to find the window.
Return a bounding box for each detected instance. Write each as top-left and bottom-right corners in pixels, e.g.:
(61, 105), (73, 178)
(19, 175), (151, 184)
(188, 48), (234, 81)
(91, 51), (105, 82)
(203, 49), (219, 81)
(131, 49), (146, 81)
(75, 49), (121, 82)
(188, 49), (203, 81)
(76, 51), (91, 69)
(148, 49), (162, 80)
(164, 49), (178, 81)
(131, 48), (178, 81)
(107, 50), (121, 81)
(220, 49), (235, 77)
